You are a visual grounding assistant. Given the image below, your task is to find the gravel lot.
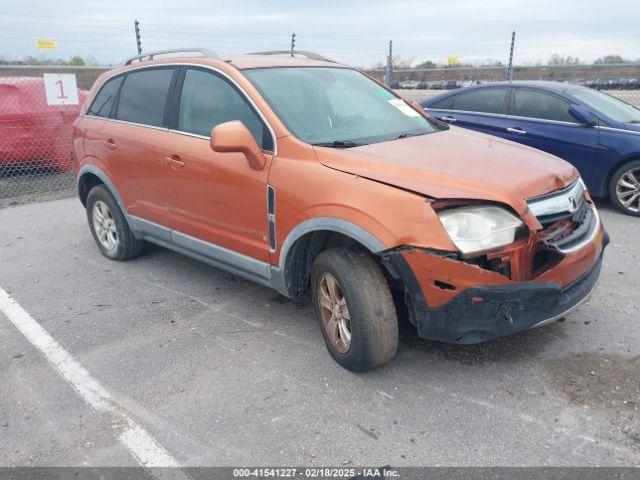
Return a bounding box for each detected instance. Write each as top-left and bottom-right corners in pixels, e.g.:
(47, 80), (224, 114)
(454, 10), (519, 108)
(0, 197), (638, 468)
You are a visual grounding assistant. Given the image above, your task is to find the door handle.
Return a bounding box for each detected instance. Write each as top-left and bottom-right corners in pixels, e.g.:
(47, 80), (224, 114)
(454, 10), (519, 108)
(440, 116), (457, 123)
(103, 138), (117, 150)
(164, 154), (185, 168)
(507, 127), (527, 135)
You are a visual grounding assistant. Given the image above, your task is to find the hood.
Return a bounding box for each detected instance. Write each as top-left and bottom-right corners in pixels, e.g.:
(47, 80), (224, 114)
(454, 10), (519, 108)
(314, 127), (578, 216)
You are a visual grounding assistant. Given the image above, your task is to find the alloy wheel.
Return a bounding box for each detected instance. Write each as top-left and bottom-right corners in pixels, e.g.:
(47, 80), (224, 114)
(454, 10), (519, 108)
(92, 200), (119, 251)
(317, 273), (352, 354)
(616, 167), (640, 213)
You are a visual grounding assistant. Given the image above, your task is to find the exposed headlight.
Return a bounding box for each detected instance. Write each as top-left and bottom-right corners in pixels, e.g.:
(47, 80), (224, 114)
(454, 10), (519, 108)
(437, 206), (523, 254)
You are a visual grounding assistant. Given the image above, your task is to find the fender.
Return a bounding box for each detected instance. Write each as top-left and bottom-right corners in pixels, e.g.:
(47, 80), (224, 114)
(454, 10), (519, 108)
(594, 152), (640, 197)
(270, 217), (388, 297)
(77, 164), (134, 230)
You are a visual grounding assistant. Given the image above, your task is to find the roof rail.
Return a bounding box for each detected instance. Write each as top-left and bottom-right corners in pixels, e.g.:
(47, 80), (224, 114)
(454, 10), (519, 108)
(248, 50), (335, 63)
(121, 48), (221, 66)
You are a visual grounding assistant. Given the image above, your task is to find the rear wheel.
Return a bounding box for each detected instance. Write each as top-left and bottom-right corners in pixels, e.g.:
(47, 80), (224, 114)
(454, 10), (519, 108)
(86, 185), (144, 260)
(311, 248), (398, 371)
(609, 160), (640, 216)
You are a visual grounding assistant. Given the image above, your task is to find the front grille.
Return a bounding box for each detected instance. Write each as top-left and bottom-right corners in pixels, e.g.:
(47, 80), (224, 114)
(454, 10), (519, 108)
(460, 180), (599, 283)
(527, 180), (599, 254)
(528, 180), (586, 224)
(536, 206), (582, 228)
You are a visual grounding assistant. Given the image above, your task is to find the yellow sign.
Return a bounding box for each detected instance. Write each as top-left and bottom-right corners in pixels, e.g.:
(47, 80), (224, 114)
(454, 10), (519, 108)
(35, 39), (57, 50)
(447, 56), (460, 66)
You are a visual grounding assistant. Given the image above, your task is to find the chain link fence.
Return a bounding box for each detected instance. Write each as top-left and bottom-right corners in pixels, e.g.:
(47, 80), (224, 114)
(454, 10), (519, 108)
(1, 63), (640, 208)
(0, 66), (107, 207)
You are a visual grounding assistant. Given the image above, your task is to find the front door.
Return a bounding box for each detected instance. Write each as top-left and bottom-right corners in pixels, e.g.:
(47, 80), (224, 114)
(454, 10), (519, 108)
(163, 67), (274, 264)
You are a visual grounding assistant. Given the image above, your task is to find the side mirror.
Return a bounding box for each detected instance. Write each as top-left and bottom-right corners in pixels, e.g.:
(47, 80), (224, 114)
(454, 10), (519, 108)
(569, 104), (596, 126)
(210, 121), (266, 170)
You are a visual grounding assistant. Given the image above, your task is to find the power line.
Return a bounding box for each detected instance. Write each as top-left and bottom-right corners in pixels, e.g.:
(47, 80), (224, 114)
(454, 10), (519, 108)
(0, 22), (383, 45)
(0, 12), (380, 40)
(0, 12), (137, 25)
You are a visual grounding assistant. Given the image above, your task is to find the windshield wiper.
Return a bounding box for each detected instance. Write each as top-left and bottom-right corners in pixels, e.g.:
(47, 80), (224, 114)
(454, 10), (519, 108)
(312, 140), (365, 148)
(628, 120), (640, 124)
(396, 132), (425, 140)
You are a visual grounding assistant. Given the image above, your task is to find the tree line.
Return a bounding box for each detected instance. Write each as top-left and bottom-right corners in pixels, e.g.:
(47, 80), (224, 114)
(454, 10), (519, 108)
(375, 54), (640, 70)
(2, 53), (639, 69)
(0, 55), (101, 66)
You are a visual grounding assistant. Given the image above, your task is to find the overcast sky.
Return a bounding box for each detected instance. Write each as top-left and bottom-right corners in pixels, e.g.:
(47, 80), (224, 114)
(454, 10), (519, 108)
(1, 0), (638, 67)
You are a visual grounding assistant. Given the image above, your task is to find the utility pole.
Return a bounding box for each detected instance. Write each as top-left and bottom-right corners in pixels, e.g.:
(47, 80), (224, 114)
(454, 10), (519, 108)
(290, 32), (296, 57)
(134, 19), (142, 55)
(385, 40), (393, 86)
(507, 31), (515, 81)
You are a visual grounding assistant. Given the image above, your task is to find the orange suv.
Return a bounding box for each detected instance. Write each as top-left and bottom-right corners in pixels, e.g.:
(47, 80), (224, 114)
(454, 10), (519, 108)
(74, 48), (607, 371)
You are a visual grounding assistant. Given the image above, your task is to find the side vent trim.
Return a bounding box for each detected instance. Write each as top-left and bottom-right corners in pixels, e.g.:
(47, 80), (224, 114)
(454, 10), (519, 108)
(267, 185), (276, 251)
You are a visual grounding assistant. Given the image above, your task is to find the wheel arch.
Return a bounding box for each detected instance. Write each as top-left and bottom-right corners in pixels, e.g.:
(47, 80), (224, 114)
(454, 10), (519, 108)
(603, 154), (640, 196)
(77, 165), (134, 230)
(78, 165), (124, 208)
(274, 218), (388, 298)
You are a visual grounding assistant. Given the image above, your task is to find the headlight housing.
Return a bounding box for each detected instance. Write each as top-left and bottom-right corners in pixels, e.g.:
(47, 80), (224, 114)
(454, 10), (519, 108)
(437, 206), (523, 255)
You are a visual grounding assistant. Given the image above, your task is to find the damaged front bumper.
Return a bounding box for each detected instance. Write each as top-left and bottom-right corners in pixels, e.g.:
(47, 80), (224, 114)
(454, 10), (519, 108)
(382, 224), (609, 345)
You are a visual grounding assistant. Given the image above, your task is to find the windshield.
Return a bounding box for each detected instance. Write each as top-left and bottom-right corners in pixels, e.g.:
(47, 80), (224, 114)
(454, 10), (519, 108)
(571, 88), (640, 124)
(244, 67), (438, 146)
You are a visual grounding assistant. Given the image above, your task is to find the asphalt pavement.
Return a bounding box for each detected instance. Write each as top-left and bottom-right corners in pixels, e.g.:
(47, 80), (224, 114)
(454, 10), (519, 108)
(0, 197), (638, 467)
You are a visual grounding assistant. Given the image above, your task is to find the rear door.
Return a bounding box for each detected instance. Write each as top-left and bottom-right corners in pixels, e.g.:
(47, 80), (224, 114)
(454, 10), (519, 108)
(105, 67), (177, 226)
(427, 87), (510, 138)
(506, 88), (598, 183)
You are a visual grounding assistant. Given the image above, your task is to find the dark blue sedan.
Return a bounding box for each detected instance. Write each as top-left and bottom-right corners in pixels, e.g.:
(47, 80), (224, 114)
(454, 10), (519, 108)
(421, 81), (640, 216)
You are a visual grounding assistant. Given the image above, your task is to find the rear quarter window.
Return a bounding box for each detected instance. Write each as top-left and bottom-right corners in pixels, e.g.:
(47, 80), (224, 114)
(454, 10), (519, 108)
(115, 68), (175, 127)
(87, 76), (123, 118)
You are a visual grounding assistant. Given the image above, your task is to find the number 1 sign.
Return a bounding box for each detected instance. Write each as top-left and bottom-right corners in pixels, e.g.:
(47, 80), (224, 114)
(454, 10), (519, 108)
(43, 74), (79, 105)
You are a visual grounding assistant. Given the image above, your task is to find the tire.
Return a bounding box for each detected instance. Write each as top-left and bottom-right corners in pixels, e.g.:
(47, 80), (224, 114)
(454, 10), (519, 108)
(608, 159), (640, 216)
(311, 247), (398, 371)
(86, 185), (144, 261)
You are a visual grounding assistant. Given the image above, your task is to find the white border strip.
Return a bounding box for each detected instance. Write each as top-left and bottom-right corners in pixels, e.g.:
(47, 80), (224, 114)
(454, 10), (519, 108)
(0, 287), (185, 474)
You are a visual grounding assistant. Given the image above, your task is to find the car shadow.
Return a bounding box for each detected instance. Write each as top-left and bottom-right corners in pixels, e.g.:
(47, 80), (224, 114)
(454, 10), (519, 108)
(396, 312), (567, 365)
(592, 196), (617, 214)
(591, 195), (638, 221)
(144, 236), (571, 367)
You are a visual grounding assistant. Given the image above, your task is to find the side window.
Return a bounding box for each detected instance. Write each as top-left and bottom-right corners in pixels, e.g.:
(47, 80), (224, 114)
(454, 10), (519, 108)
(451, 88), (508, 114)
(177, 69), (271, 150)
(430, 95), (456, 110)
(513, 89), (575, 123)
(115, 68), (175, 127)
(87, 76), (123, 118)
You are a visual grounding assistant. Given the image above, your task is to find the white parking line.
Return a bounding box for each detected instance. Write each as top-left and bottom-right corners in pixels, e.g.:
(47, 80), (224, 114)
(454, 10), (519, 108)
(0, 286), (187, 477)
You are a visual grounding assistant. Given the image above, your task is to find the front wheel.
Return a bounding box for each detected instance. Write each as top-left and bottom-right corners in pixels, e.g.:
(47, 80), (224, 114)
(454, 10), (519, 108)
(311, 248), (398, 371)
(609, 160), (640, 216)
